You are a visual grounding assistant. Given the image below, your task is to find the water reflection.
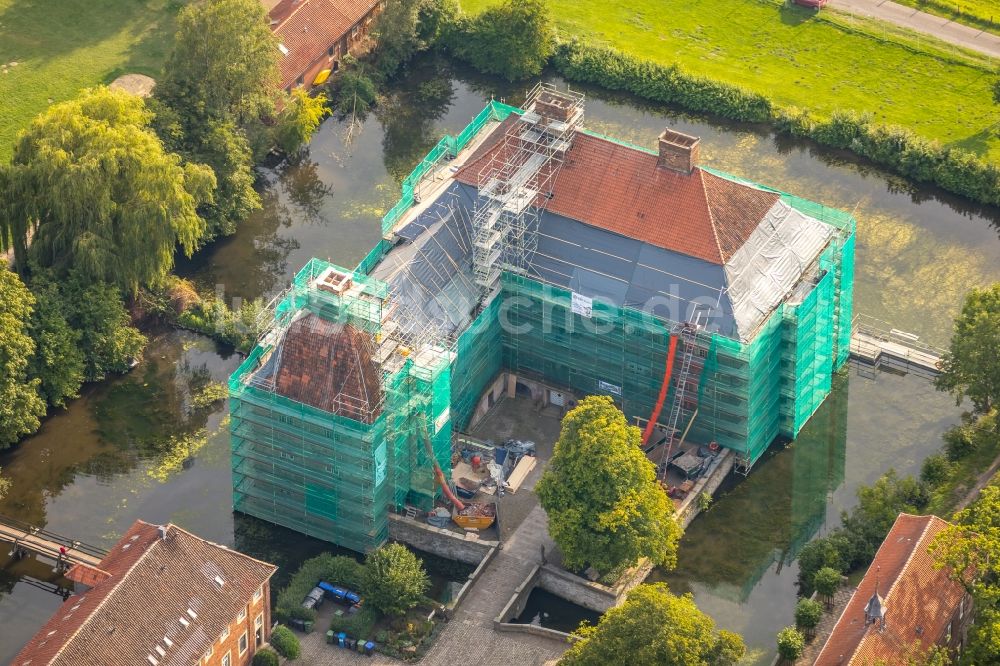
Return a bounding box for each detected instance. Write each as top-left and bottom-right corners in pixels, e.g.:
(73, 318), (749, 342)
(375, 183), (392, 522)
(2, 52), (999, 663)
(659, 373), (850, 603)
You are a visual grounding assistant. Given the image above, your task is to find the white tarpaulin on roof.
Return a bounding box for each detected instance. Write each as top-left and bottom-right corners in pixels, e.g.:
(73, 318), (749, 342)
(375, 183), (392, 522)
(724, 200), (833, 342)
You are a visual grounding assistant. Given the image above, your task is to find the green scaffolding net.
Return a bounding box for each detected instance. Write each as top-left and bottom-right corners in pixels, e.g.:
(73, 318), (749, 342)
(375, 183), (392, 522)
(229, 260), (452, 553)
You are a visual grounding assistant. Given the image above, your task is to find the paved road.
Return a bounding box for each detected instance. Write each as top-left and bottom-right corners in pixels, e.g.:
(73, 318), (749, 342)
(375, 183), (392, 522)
(831, 0), (1000, 58)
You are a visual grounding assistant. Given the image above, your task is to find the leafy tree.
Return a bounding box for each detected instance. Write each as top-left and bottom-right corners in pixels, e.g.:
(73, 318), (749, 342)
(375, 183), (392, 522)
(272, 89), (329, 155)
(335, 65), (379, 118)
(560, 583), (744, 666)
(536, 396), (681, 574)
(153, 0), (279, 239)
(0, 270), (47, 447)
(63, 277), (147, 382)
(363, 543), (429, 616)
(371, 0), (458, 78)
(935, 284), (1000, 417)
(794, 598), (823, 637)
(26, 274), (84, 407)
(814, 567), (841, 607)
(449, 0), (555, 81)
(269, 625), (301, 659)
(776, 626), (804, 662)
(156, 0), (278, 126)
(3, 88), (214, 291)
(931, 485), (1000, 663)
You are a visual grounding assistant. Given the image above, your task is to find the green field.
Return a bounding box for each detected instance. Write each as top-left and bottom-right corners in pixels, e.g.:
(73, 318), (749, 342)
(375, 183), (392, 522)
(892, 0), (999, 35)
(0, 0), (181, 161)
(462, 0), (1000, 161)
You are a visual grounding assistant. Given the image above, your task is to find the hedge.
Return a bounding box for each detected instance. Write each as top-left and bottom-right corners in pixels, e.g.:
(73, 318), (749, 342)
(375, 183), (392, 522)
(252, 648), (280, 666)
(548, 40), (1000, 208)
(275, 554), (366, 623)
(270, 625), (301, 660)
(550, 41), (773, 123)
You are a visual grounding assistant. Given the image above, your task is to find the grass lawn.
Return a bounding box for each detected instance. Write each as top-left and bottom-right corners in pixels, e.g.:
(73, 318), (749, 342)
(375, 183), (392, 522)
(461, 0), (1000, 161)
(891, 0), (999, 35)
(0, 0), (182, 162)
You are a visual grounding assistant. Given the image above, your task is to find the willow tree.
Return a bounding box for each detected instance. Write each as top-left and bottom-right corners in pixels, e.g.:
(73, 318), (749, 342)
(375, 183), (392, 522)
(0, 270), (46, 448)
(536, 395), (682, 574)
(4, 87), (214, 292)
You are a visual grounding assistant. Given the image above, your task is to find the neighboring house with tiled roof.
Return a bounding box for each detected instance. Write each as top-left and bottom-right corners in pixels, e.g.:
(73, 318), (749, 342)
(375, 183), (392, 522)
(814, 513), (972, 665)
(267, 0), (382, 91)
(13, 521), (277, 666)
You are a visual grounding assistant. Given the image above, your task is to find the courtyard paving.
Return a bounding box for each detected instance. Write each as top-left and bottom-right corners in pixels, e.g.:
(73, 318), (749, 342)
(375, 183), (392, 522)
(297, 398), (568, 665)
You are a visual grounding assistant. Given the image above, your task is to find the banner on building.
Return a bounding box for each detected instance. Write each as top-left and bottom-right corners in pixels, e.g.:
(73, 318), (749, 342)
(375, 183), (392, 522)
(571, 292), (593, 318)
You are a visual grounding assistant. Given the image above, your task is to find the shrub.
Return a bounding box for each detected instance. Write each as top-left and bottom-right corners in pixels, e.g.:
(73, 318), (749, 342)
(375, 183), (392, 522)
(944, 424), (977, 461)
(776, 626), (805, 661)
(794, 598), (823, 635)
(275, 553), (366, 622)
(252, 648), (280, 666)
(697, 491), (713, 512)
(363, 543), (430, 616)
(920, 453), (953, 486)
(551, 41), (773, 123)
(814, 567), (841, 602)
(329, 603), (379, 639)
(270, 625), (301, 660)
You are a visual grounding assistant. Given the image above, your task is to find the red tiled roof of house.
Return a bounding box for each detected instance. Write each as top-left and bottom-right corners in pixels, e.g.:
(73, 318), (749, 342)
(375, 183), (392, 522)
(454, 117), (780, 265)
(273, 313), (383, 423)
(270, 0), (376, 90)
(13, 521), (276, 666)
(814, 513), (966, 666)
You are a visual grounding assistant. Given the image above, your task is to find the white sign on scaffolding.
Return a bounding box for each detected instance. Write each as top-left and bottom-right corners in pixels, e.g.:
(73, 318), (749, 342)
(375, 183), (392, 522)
(598, 380), (622, 396)
(571, 292), (593, 318)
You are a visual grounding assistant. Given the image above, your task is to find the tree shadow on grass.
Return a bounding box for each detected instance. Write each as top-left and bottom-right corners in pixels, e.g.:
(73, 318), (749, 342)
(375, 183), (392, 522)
(945, 124), (999, 157)
(778, 3), (819, 27)
(0, 0), (179, 80)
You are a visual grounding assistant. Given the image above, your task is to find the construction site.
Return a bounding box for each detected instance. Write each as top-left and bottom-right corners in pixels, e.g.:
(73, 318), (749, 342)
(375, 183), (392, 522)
(228, 84), (856, 553)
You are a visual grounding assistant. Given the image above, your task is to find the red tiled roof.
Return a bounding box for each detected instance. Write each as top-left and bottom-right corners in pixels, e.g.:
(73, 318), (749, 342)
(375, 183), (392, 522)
(814, 514), (967, 666)
(270, 0), (377, 90)
(274, 313), (383, 423)
(454, 118), (780, 265)
(13, 521), (276, 666)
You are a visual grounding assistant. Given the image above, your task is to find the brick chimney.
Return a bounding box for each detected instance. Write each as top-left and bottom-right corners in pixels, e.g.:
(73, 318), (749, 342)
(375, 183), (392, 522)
(657, 128), (700, 175)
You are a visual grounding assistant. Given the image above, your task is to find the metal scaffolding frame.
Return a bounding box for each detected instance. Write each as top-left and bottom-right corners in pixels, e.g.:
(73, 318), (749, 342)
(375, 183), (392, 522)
(471, 83), (585, 296)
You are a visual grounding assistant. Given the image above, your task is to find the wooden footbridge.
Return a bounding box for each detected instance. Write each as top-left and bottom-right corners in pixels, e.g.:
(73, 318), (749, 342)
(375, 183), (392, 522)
(0, 514), (106, 573)
(849, 314), (944, 379)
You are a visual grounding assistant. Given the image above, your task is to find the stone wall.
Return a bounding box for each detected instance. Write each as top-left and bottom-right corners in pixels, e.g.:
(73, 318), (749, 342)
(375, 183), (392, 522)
(676, 449), (734, 529)
(536, 558), (654, 613)
(388, 513), (498, 565)
(493, 564), (580, 645)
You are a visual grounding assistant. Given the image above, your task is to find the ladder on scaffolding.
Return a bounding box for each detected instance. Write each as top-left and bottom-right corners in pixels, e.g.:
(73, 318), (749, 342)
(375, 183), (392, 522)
(657, 313), (705, 481)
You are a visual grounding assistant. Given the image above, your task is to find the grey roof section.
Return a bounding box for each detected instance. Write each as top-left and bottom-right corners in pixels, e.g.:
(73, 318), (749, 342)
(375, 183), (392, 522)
(371, 188), (479, 343)
(374, 182), (741, 339)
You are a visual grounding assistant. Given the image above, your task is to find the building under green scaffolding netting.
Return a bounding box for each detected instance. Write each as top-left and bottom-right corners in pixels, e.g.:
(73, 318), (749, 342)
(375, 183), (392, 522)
(230, 89), (856, 552)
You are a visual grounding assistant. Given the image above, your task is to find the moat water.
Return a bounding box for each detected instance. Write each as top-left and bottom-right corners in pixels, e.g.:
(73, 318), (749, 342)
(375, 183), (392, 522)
(3, 55), (1000, 662)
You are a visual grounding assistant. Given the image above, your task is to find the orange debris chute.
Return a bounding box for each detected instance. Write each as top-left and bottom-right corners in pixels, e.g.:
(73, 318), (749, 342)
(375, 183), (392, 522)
(642, 334), (678, 448)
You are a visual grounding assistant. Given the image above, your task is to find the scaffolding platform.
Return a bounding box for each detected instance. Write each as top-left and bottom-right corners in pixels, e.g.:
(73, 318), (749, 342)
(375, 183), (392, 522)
(849, 315), (943, 378)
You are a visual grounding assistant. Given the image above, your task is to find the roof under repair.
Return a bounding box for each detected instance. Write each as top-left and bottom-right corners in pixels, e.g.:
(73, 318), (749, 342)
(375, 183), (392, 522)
(374, 115), (835, 342)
